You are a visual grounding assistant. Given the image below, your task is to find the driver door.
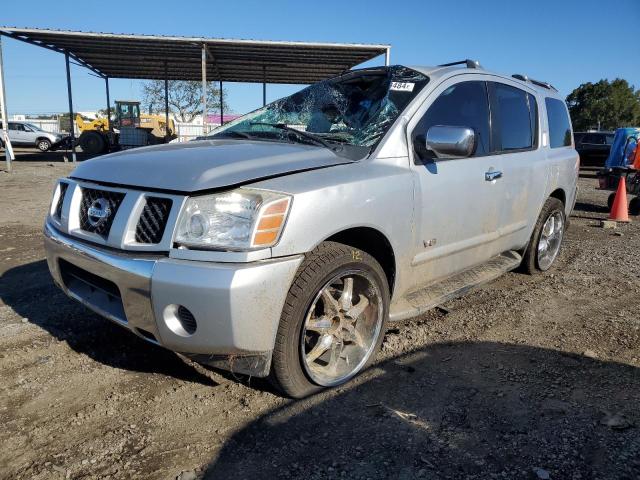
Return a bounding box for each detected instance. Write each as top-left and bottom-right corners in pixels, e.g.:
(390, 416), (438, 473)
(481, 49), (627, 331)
(408, 78), (506, 284)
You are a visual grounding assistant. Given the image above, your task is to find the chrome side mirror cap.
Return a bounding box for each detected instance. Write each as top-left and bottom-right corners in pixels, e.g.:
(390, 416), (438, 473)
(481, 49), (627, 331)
(425, 125), (476, 159)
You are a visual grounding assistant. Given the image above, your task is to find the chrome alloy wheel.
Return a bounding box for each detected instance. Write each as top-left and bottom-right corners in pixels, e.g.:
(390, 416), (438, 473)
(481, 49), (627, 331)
(537, 211), (564, 270)
(300, 270), (384, 387)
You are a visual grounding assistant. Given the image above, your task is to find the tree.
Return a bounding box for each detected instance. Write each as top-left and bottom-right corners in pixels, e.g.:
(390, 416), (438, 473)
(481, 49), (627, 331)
(566, 79), (640, 131)
(142, 81), (228, 122)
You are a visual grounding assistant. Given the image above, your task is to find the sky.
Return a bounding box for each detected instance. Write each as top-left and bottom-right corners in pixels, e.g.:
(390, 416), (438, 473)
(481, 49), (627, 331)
(1, 0), (639, 117)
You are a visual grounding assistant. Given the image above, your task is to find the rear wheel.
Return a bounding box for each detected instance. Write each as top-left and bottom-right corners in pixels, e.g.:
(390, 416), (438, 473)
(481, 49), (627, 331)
(79, 131), (107, 154)
(608, 192), (616, 212)
(36, 138), (51, 152)
(629, 197), (640, 216)
(270, 241), (389, 398)
(521, 197), (566, 274)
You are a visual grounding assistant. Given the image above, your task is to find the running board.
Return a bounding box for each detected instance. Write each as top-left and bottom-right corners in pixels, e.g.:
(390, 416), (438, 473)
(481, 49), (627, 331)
(389, 251), (522, 322)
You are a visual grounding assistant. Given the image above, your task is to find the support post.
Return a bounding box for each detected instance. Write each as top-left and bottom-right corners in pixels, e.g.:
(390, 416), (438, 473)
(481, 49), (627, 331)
(0, 35), (14, 172)
(164, 62), (170, 141)
(219, 79), (223, 126)
(105, 77), (112, 137)
(201, 45), (207, 135)
(384, 47), (391, 66)
(65, 53), (77, 162)
(262, 65), (267, 107)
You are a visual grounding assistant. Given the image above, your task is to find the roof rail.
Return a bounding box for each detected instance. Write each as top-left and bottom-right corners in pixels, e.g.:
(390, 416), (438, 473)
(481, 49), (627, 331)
(512, 74), (558, 92)
(439, 59), (482, 69)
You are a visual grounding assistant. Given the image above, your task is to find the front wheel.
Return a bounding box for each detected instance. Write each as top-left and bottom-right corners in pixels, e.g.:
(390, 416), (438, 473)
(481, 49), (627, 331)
(521, 197), (566, 274)
(37, 138), (51, 152)
(270, 241), (389, 398)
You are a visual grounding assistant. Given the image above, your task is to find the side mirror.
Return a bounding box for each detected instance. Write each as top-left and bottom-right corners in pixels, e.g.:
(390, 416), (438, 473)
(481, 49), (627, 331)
(425, 125), (476, 159)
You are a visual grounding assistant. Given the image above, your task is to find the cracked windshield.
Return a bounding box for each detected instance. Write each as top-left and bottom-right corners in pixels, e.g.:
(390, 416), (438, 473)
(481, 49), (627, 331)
(210, 66), (429, 158)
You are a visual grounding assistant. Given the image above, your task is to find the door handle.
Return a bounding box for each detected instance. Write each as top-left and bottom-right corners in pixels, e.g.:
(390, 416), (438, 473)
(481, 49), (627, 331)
(485, 170), (503, 181)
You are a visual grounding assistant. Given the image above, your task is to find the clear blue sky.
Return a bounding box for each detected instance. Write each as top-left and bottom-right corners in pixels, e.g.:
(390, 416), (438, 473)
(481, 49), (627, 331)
(1, 0), (639, 116)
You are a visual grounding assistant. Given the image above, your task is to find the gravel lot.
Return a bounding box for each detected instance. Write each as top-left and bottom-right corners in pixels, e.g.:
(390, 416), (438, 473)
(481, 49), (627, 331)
(0, 161), (638, 480)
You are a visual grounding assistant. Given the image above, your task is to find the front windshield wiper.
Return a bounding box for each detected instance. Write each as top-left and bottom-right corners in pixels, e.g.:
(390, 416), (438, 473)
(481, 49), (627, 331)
(250, 122), (340, 152)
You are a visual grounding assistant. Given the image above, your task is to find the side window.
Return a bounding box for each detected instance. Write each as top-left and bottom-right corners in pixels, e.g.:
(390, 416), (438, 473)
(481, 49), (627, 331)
(545, 98), (572, 148)
(8, 123), (19, 131)
(583, 133), (604, 145)
(412, 81), (490, 159)
(605, 134), (615, 145)
(489, 82), (537, 151)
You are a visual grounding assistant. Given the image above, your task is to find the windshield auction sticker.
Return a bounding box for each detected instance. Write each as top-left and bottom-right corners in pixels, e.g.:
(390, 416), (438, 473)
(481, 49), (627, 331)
(390, 82), (415, 92)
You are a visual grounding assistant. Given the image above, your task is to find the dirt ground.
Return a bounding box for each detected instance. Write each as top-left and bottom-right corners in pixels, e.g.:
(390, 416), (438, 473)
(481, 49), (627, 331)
(0, 161), (638, 480)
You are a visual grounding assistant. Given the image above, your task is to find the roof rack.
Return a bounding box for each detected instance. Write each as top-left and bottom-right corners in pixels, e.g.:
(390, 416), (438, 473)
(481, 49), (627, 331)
(438, 59), (482, 69)
(512, 74), (557, 92)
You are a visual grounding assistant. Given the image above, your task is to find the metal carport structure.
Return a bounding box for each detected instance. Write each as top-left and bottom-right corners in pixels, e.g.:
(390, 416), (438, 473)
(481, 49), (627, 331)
(0, 27), (391, 171)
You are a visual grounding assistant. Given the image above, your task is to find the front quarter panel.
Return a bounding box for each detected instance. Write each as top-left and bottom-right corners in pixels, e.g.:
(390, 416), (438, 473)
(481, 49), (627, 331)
(251, 159), (416, 295)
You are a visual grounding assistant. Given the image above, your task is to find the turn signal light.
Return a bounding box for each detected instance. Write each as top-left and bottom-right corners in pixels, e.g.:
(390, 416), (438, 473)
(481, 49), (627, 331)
(251, 198), (291, 247)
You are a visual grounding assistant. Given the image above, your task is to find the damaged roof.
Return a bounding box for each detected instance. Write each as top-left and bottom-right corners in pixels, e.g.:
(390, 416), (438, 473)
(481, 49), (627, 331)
(0, 27), (390, 84)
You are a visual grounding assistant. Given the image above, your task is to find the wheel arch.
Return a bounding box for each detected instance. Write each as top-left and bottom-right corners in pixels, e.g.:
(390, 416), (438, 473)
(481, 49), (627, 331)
(549, 187), (566, 206)
(323, 226), (396, 297)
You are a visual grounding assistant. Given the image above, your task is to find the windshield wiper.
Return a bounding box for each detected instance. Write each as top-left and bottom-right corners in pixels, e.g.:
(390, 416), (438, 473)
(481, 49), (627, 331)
(250, 122), (340, 152)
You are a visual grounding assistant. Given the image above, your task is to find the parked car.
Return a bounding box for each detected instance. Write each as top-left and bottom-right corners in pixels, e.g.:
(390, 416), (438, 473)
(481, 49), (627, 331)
(574, 131), (615, 167)
(0, 121), (67, 152)
(44, 62), (578, 398)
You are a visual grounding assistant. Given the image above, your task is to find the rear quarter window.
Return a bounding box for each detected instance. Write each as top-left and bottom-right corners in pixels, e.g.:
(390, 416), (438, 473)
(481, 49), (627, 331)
(545, 98), (572, 148)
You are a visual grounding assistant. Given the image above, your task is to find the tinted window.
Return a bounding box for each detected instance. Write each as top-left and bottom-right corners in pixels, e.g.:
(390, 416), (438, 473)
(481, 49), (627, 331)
(413, 81), (490, 158)
(574, 133), (585, 144)
(490, 83), (536, 151)
(545, 98), (572, 148)
(583, 134), (605, 145)
(605, 134), (614, 145)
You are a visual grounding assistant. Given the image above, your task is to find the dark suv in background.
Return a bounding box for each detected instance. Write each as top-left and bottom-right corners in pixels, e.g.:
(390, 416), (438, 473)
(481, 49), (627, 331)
(574, 131), (614, 166)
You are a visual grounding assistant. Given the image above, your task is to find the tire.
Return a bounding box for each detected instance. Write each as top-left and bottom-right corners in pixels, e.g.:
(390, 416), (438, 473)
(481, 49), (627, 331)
(36, 138), (51, 152)
(270, 241), (390, 398)
(629, 197), (640, 216)
(521, 197), (566, 275)
(608, 192), (616, 212)
(79, 131), (107, 154)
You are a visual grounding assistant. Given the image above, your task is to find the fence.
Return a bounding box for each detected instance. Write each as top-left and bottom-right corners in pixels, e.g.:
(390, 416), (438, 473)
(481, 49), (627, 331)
(21, 118), (220, 143)
(23, 118), (80, 136)
(174, 122), (224, 142)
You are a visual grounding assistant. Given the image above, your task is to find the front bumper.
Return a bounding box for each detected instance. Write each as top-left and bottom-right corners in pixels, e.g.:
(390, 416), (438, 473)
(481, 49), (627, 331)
(44, 221), (303, 376)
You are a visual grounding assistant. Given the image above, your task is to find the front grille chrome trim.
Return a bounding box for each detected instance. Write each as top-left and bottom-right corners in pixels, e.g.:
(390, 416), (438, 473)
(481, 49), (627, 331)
(50, 179), (186, 252)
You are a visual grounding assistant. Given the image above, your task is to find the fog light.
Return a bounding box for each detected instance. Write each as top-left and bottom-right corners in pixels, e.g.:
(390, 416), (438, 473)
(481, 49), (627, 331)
(163, 304), (197, 336)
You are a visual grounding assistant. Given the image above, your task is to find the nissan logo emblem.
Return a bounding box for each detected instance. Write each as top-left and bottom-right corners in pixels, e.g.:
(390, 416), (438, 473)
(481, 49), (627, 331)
(87, 198), (111, 227)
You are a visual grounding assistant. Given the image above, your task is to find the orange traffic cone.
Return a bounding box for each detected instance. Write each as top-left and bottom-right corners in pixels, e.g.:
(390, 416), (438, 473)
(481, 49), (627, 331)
(609, 176), (630, 222)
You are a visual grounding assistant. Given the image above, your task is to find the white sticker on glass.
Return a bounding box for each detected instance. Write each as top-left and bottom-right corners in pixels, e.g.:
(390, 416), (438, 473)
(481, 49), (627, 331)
(390, 82), (415, 92)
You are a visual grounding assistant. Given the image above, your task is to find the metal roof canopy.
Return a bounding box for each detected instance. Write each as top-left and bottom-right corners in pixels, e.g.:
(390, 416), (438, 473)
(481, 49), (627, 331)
(0, 27), (390, 171)
(0, 28), (390, 83)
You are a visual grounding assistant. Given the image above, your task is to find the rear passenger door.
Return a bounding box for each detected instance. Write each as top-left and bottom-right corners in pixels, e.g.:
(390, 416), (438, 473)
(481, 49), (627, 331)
(487, 81), (545, 252)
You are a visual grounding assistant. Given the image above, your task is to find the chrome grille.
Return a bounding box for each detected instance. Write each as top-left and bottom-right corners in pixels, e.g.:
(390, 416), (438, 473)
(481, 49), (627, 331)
(135, 197), (173, 244)
(54, 182), (68, 219)
(79, 187), (125, 238)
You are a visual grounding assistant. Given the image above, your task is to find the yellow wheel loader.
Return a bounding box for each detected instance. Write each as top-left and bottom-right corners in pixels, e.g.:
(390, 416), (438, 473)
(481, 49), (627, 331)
(76, 100), (176, 154)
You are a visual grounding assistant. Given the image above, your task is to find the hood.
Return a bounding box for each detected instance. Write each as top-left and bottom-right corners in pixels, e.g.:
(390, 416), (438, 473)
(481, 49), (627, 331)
(70, 139), (350, 192)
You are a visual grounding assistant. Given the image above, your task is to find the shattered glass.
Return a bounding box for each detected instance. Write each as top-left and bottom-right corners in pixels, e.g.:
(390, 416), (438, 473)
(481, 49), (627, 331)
(210, 66), (429, 158)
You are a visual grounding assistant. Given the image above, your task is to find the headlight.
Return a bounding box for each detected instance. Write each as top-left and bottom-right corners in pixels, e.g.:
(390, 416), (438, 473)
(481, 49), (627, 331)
(175, 188), (292, 250)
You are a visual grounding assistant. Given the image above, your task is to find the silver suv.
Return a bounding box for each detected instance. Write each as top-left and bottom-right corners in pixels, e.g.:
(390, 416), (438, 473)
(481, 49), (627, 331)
(1, 121), (66, 151)
(44, 61), (578, 397)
